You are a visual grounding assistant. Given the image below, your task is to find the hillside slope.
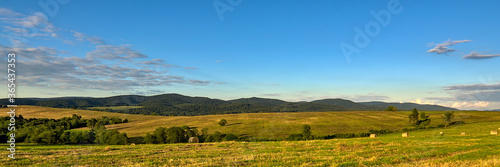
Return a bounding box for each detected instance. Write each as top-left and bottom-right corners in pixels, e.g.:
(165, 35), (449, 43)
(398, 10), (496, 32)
(5, 106), (499, 139)
(361, 101), (457, 111)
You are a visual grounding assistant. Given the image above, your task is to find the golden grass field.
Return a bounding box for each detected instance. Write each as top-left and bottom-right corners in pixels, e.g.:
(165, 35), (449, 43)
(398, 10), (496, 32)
(1, 121), (499, 166)
(5, 105), (500, 139)
(1, 106), (500, 166)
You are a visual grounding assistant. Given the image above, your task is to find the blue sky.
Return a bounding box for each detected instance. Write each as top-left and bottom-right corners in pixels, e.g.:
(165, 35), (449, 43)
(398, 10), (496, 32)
(1, 0), (500, 110)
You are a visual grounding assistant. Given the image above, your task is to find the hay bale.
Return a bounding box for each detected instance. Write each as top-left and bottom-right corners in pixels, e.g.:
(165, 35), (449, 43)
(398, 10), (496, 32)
(402, 133), (409, 137)
(369, 134), (377, 138)
(188, 137), (199, 143)
(439, 132), (444, 135)
(103, 146), (111, 152)
(491, 130), (498, 135)
(461, 132), (466, 135)
(130, 143), (135, 145)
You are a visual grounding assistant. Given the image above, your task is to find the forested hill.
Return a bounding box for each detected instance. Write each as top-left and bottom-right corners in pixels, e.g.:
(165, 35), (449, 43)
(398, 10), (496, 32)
(1, 94), (457, 116)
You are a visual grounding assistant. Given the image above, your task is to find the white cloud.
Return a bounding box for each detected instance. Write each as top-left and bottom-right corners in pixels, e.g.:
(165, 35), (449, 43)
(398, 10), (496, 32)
(427, 39), (470, 54)
(0, 8), (213, 95)
(410, 98), (435, 105)
(0, 44), (214, 92)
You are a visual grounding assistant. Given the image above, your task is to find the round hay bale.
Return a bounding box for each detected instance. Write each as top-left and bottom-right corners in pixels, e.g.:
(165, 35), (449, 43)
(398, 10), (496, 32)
(402, 133), (409, 137)
(189, 137), (199, 143)
(461, 132), (466, 135)
(491, 130), (498, 135)
(130, 143), (135, 145)
(439, 132), (444, 135)
(369, 134), (377, 138)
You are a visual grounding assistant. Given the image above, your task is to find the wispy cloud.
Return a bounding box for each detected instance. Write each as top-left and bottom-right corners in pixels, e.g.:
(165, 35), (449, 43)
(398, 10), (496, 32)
(261, 93), (281, 97)
(72, 30), (105, 44)
(86, 44), (147, 61)
(341, 94), (389, 102)
(444, 82), (500, 91)
(427, 39), (470, 54)
(462, 51), (500, 59)
(0, 9), (59, 40)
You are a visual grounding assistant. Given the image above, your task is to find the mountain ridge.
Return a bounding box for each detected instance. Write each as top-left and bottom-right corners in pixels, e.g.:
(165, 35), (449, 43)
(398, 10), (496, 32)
(1, 94), (457, 116)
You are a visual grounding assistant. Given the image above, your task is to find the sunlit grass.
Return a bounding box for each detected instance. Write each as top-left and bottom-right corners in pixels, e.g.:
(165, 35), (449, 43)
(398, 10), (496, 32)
(1, 121), (499, 166)
(4, 106), (500, 139)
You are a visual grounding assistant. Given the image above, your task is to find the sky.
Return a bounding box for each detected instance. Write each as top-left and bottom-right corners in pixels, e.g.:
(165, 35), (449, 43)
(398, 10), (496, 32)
(0, 0), (500, 110)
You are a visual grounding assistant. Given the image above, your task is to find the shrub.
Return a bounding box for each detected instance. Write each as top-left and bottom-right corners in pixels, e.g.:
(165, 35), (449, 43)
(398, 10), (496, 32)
(218, 119), (227, 126)
(287, 134), (303, 141)
(385, 105), (398, 111)
(302, 124), (311, 140)
(223, 133), (238, 141)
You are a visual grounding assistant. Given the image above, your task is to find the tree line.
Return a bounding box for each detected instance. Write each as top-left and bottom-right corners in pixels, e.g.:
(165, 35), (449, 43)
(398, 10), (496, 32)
(0, 114), (129, 145)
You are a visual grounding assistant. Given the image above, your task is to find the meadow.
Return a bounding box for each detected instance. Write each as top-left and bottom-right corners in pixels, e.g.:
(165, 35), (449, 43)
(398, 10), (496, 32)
(1, 121), (499, 166)
(5, 106), (500, 139)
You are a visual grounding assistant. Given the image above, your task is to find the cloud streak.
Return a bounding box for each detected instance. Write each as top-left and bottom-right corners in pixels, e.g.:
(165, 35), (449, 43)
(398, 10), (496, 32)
(427, 39), (470, 54)
(462, 52), (500, 59)
(444, 82), (500, 91)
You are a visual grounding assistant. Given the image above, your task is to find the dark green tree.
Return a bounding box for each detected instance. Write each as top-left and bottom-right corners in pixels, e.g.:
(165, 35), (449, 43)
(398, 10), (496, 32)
(218, 119), (227, 126)
(442, 111), (455, 127)
(144, 133), (157, 144)
(385, 105), (398, 111)
(87, 118), (97, 129)
(420, 111), (428, 119)
(153, 127), (167, 144)
(408, 108), (420, 126)
(166, 127), (187, 143)
(302, 124), (311, 140)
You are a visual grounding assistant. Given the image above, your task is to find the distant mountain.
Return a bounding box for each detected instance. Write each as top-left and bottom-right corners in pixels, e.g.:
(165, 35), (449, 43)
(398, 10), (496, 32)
(360, 102), (457, 111)
(312, 99), (385, 111)
(1, 94), (458, 116)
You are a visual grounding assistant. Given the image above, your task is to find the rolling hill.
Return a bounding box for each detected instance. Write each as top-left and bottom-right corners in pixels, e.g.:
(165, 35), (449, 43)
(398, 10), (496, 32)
(4, 106), (498, 139)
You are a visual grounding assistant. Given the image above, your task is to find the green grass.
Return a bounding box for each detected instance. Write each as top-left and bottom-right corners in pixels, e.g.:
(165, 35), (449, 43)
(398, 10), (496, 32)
(1, 121), (499, 166)
(4, 106), (500, 139)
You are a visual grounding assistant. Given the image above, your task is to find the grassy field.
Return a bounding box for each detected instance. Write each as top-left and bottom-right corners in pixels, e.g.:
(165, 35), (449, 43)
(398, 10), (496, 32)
(1, 121), (499, 166)
(4, 105), (500, 139)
